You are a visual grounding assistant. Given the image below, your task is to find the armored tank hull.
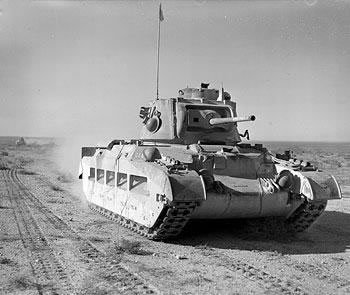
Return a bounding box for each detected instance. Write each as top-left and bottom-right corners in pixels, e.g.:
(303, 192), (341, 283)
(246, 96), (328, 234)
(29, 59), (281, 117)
(79, 140), (342, 239)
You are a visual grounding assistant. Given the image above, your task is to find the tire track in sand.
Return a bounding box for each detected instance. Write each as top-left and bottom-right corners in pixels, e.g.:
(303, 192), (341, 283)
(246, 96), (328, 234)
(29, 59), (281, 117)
(4, 168), (156, 294)
(3, 168), (74, 294)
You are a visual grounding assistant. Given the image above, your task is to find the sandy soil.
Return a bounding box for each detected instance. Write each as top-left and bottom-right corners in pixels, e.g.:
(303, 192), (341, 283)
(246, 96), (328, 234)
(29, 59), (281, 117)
(0, 140), (350, 294)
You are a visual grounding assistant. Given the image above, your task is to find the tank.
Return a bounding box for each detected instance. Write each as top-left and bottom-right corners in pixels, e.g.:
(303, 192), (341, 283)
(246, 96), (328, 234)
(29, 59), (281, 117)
(16, 137), (26, 146)
(79, 83), (342, 239)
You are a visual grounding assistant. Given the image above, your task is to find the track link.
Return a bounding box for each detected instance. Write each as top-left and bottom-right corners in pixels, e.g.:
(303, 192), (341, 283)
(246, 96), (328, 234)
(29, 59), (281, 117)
(89, 201), (198, 240)
(286, 200), (327, 233)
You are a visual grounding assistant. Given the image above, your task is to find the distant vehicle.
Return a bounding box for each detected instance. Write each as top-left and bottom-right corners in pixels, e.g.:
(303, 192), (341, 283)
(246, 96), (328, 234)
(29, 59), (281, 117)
(79, 83), (342, 240)
(16, 137), (26, 146)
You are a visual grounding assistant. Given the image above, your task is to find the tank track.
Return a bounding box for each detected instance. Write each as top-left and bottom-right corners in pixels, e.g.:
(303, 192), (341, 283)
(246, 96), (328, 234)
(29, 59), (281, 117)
(88, 201), (198, 240)
(285, 200), (327, 233)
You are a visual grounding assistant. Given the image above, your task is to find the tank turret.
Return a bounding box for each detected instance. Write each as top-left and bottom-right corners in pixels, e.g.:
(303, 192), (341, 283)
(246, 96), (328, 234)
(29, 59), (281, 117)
(139, 83), (254, 145)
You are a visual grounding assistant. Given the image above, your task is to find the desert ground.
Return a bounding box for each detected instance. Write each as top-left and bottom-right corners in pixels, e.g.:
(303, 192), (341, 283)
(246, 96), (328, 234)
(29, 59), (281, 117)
(0, 137), (349, 294)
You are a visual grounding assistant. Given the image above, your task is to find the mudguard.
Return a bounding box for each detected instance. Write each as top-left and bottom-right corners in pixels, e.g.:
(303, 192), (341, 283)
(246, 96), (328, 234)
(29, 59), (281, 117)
(168, 171), (206, 202)
(302, 171), (342, 201)
(276, 165), (342, 201)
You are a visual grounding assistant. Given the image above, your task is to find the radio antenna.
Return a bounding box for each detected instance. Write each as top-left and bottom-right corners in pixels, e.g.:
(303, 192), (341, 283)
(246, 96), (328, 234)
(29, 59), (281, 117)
(156, 3), (164, 99)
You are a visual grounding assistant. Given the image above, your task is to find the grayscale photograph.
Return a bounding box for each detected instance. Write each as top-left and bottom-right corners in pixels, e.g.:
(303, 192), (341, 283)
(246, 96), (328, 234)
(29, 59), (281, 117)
(0, 0), (349, 294)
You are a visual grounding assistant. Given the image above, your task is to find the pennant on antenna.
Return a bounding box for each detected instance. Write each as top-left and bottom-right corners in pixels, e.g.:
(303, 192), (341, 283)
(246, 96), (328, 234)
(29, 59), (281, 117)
(159, 3), (164, 22)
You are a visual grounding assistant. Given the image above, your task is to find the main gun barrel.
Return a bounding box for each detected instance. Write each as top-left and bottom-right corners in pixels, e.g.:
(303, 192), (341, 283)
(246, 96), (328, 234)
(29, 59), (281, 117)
(209, 115), (256, 125)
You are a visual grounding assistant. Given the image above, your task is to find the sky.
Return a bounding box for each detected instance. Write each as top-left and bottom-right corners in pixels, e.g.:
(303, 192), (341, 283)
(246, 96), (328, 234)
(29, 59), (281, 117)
(0, 0), (349, 143)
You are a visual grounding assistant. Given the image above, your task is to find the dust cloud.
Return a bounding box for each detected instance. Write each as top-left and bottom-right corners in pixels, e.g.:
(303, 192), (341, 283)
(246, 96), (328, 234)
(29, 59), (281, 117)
(53, 136), (97, 176)
(51, 135), (110, 203)
(50, 133), (136, 200)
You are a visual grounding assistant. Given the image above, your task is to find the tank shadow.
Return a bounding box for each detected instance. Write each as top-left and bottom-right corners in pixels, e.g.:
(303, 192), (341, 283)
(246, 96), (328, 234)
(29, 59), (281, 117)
(174, 211), (350, 255)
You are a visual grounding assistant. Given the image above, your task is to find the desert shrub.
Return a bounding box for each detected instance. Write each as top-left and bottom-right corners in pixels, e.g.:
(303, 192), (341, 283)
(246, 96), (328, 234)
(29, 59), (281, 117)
(57, 172), (73, 183)
(88, 236), (106, 243)
(50, 184), (64, 192)
(0, 257), (14, 265)
(110, 239), (151, 256)
(15, 156), (34, 168)
(0, 162), (8, 170)
(10, 275), (43, 290)
(18, 169), (36, 175)
(118, 239), (142, 254)
(46, 198), (65, 204)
